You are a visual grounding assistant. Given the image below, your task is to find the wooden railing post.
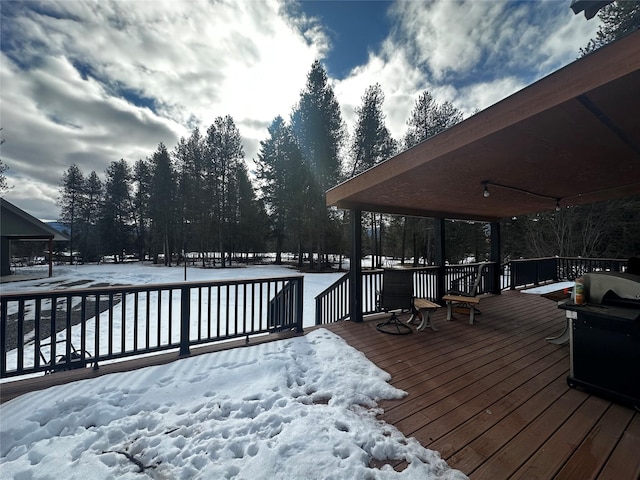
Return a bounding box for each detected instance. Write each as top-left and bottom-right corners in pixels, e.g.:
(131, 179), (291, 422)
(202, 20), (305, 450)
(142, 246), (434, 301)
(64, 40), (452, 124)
(179, 286), (191, 356)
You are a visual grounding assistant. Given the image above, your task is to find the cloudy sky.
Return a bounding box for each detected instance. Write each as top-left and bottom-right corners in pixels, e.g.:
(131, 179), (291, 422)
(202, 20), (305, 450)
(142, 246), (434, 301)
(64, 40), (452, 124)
(0, 0), (600, 221)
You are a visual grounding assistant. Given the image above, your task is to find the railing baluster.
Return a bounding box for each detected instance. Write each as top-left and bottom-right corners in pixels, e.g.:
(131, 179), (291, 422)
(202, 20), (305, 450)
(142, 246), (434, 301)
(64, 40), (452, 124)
(17, 299), (25, 372)
(80, 295), (87, 363)
(144, 292), (150, 350)
(134, 292), (139, 353)
(197, 287), (203, 341)
(216, 285), (221, 338)
(121, 292), (126, 354)
(234, 284), (239, 334)
(168, 288), (173, 346)
(157, 290), (162, 348)
(108, 294), (114, 356)
(50, 299), (57, 368)
(34, 299), (42, 369)
(95, 294), (100, 359)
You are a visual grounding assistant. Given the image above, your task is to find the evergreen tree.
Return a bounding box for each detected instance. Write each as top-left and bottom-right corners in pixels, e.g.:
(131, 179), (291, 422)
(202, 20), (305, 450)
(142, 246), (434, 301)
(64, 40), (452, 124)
(80, 171), (103, 262)
(132, 159), (152, 261)
(235, 162), (268, 259)
(291, 60), (345, 269)
(402, 91), (463, 264)
(350, 83), (397, 267)
(100, 159), (134, 262)
(149, 143), (177, 266)
(58, 164), (86, 264)
(580, 1), (640, 56)
(175, 128), (210, 265)
(404, 91), (463, 149)
(204, 115), (244, 267)
(0, 130), (8, 196)
(0, 160), (8, 196)
(256, 116), (306, 264)
(349, 83), (397, 177)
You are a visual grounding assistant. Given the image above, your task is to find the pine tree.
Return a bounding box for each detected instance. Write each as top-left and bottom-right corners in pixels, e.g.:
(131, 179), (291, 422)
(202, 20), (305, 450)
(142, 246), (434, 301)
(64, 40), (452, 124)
(350, 83), (397, 177)
(256, 116), (306, 264)
(402, 91), (463, 264)
(350, 84), (397, 267)
(291, 60), (345, 269)
(0, 130), (8, 196)
(175, 128), (210, 265)
(149, 143), (177, 266)
(81, 171), (103, 262)
(235, 162), (268, 259)
(580, 1), (640, 56)
(132, 159), (152, 261)
(100, 159), (133, 262)
(58, 164), (86, 264)
(204, 115), (244, 267)
(404, 91), (463, 149)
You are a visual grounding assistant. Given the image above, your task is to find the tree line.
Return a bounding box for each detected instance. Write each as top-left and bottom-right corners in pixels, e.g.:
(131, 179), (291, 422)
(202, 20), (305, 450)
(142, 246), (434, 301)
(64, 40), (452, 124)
(51, 2), (640, 267)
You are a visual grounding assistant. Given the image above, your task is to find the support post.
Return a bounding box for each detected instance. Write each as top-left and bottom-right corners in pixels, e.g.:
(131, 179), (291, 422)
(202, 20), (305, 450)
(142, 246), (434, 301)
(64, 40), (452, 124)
(434, 218), (446, 302)
(350, 210), (363, 323)
(490, 222), (502, 294)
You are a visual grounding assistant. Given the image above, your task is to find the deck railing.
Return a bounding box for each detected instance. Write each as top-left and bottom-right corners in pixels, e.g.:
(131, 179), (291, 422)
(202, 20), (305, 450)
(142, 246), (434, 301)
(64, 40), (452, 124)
(505, 256), (628, 289)
(314, 256), (630, 325)
(0, 276), (303, 378)
(315, 263), (496, 326)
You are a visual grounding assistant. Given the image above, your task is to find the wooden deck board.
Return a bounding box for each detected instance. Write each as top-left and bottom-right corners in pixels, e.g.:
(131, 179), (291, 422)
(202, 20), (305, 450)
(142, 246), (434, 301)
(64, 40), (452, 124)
(322, 290), (639, 480)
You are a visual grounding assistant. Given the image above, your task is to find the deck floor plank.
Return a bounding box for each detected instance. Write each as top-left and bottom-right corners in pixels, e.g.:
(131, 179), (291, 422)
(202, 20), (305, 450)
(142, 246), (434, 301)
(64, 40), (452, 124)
(550, 403), (636, 480)
(322, 290), (639, 480)
(594, 413), (640, 480)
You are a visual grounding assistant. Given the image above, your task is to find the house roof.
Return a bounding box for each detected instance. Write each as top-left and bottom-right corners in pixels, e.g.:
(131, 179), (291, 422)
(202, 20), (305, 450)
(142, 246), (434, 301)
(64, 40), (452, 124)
(326, 29), (640, 223)
(0, 198), (70, 241)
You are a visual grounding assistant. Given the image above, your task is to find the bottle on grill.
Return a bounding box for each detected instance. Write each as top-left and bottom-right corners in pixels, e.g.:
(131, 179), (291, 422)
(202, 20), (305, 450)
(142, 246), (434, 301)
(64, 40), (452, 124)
(574, 277), (586, 305)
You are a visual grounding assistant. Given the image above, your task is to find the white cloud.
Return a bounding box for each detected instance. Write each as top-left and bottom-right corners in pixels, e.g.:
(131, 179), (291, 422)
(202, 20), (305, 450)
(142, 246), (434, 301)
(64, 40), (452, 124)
(1, 0), (328, 219)
(335, 0), (600, 150)
(1, 0), (601, 220)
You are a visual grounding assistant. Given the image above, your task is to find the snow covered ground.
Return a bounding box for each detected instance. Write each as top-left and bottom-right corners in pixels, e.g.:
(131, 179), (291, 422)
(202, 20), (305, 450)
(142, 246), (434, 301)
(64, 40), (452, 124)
(1, 263), (468, 479)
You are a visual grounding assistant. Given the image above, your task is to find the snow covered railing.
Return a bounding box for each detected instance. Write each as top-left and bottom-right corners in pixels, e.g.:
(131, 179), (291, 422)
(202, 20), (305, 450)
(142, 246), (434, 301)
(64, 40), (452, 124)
(0, 276), (304, 378)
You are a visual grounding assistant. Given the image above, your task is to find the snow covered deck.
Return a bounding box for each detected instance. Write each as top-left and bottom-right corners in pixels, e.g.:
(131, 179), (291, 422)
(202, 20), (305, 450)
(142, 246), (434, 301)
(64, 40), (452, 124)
(322, 290), (640, 480)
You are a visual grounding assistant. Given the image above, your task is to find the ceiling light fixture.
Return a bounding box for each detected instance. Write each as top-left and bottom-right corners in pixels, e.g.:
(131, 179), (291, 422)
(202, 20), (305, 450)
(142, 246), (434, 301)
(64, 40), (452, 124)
(481, 180), (563, 212)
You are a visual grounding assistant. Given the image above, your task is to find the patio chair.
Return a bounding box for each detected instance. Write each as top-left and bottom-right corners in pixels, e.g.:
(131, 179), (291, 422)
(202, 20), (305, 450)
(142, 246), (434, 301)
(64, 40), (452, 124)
(39, 339), (97, 374)
(377, 268), (414, 334)
(443, 262), (488, 324)
(449, 262), (488, 298)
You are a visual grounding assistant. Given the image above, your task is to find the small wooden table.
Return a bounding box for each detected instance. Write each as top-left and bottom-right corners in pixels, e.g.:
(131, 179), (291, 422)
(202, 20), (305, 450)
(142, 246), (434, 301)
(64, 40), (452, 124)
(442, 294), (481, 325)
(407, 298), (441, 331)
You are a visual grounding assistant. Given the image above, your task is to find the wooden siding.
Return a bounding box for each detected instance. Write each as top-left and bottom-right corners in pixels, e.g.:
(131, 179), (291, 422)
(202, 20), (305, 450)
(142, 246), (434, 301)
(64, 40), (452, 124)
(322, 290), (640, 480)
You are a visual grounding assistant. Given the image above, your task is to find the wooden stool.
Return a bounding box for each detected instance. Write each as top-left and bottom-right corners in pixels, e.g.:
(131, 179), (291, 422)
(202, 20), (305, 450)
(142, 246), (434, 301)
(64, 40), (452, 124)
(407, 298), (440, 331)
(442, 294), (481, 325)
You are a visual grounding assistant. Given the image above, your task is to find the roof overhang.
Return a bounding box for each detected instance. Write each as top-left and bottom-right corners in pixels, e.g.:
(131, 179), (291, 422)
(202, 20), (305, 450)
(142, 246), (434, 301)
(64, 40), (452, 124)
(0, 198), (70, 242)
(327, 29), (640, 223)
